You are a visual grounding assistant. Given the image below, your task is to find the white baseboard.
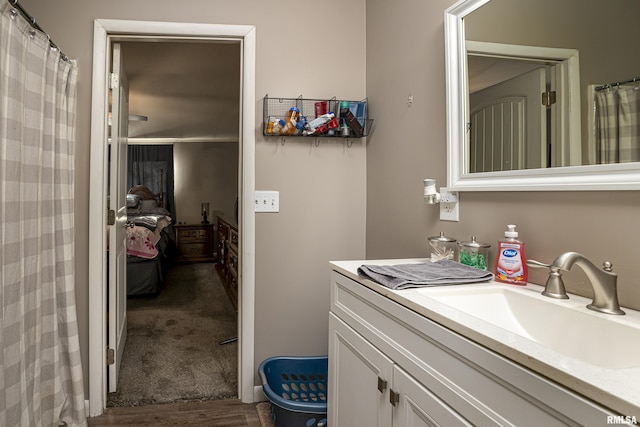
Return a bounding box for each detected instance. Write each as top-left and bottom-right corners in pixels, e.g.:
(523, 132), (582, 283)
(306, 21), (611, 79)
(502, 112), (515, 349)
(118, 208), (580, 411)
(253, 385), (266, 402)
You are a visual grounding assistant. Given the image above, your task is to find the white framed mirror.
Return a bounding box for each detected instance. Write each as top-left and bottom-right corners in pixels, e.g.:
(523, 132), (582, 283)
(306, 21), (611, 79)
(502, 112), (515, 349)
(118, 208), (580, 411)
(445, 0), (640, 191)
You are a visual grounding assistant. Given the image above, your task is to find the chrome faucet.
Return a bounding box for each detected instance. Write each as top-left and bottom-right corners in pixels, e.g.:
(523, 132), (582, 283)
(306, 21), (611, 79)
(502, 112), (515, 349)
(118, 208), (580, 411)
(529, 252), (625, 315)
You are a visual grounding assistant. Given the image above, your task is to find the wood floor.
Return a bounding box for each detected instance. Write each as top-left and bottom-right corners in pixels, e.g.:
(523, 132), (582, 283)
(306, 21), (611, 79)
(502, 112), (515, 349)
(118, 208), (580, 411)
(88, 399), (262, 427)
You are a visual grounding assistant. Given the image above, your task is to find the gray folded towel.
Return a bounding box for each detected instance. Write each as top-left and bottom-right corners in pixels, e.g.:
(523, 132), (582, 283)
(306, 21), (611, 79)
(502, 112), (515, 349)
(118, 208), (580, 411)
(357, 259), (494, 290)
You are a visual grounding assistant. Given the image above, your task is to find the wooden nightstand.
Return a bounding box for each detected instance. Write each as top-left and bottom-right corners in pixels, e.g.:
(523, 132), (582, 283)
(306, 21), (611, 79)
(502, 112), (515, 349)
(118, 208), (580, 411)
(174, 224), (215, 262)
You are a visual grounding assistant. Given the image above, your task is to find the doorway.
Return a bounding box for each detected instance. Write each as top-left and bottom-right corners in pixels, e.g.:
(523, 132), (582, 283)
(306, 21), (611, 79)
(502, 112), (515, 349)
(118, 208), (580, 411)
(466, 41), (582, 168)
(88, 20), (256, 417)
(112, 37), (241, 404)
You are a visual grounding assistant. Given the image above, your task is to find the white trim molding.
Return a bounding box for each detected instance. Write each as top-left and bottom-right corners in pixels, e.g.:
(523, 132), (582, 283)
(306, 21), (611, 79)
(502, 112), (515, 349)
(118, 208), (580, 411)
(88, 19), (256, 417)
(445, 0), (640, 191)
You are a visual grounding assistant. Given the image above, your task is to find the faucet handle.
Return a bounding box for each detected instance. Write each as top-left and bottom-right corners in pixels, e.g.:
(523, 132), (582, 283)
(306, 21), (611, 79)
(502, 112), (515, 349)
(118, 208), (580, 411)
(526, 259), (569, 299)
(527, 259), (551, 269)
(603, 261), (613, 272)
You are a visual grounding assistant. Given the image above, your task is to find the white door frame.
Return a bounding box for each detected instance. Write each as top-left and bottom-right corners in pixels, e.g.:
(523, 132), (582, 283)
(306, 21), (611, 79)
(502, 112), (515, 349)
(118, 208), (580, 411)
(88, 19), (256, 417)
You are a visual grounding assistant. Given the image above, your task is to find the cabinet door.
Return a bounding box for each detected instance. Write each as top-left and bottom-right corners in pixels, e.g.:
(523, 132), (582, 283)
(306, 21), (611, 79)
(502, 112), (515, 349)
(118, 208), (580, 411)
(329, 313), (393, 427)
(392, 365), (472, 427)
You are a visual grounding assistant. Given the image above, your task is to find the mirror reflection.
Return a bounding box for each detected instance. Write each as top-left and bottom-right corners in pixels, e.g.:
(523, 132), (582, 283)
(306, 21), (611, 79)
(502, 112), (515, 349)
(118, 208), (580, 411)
(464, 0), (640, 173)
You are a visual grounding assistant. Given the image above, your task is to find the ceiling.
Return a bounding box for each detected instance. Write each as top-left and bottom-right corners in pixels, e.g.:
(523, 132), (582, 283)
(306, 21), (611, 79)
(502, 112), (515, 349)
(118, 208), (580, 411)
(467, 55), (545, 94)
(120, 40), (241, 142)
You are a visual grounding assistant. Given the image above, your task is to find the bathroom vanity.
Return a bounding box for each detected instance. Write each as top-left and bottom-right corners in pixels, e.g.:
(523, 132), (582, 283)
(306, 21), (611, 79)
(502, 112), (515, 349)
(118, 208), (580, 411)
(328, 259), (640, 426)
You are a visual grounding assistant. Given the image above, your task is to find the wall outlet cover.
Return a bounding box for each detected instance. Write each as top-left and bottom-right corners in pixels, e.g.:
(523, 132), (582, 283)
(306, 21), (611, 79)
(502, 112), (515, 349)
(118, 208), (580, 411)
(439, 188), (459, 222)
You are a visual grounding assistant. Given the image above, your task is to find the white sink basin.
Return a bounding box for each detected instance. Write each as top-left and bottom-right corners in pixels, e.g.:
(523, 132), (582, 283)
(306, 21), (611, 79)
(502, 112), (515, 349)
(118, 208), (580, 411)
(418, 285), (640, 369)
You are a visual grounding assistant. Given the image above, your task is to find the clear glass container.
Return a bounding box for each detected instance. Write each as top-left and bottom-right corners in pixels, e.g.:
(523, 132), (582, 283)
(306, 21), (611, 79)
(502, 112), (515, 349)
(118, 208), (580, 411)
(458, 236), (491, 270)
(427, 232), (458, 262)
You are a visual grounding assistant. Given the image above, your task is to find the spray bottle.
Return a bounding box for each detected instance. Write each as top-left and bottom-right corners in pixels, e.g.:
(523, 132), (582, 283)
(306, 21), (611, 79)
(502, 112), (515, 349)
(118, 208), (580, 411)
(494, 225), (528, 285)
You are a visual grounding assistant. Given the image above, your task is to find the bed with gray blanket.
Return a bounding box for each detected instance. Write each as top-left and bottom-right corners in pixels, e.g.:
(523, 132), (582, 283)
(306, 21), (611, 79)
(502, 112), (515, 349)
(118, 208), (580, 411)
(126, 192), (175, 295)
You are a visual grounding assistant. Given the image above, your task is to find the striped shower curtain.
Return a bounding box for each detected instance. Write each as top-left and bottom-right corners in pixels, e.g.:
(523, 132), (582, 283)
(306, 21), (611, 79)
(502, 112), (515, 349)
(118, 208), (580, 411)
(595, 85), (640, 164)
(0, 3), (86, 427)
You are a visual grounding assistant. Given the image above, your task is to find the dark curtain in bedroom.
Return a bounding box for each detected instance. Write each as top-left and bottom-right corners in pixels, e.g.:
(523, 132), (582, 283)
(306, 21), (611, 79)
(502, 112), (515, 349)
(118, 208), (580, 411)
(128, 145), (176, 220)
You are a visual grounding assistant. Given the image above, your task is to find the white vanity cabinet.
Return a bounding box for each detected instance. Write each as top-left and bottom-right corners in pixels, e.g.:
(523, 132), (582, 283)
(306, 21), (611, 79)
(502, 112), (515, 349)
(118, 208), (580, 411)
(328, 266), (613, 427)
(330, 313), (469, 426)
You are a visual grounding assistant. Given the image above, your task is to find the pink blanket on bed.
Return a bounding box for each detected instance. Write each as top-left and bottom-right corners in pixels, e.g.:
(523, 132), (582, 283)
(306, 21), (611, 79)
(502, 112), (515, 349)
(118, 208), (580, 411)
(126, 226), (161, 259)
(126, 217), (171, 259)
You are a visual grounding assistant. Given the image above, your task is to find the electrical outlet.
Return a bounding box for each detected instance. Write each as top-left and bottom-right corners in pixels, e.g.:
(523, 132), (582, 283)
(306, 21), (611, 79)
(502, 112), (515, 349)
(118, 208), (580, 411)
(439, 188), (459, 222)
(255, 190), (279, 212)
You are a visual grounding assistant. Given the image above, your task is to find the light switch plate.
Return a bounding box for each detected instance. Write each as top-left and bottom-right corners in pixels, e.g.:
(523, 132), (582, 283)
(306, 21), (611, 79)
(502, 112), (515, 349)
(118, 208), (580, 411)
(255, 190), (279, 212)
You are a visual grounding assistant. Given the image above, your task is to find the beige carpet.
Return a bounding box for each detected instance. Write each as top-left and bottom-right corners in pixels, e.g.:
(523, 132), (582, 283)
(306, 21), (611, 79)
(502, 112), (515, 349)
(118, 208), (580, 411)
(107, 263), (237, 407)
(256, 402), (275, 427)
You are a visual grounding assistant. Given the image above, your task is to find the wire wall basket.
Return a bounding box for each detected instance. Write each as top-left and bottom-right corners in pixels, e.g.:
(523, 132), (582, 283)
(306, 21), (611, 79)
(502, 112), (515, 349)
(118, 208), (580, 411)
(263, 95), (373, 139)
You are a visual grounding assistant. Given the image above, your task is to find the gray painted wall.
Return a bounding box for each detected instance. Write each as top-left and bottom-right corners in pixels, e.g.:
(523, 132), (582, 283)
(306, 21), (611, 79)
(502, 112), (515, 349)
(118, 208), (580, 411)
(173, 142), (239, 225)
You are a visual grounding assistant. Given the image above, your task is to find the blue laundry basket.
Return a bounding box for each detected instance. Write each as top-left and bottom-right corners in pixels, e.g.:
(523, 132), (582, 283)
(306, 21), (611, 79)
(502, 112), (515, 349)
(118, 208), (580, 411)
(258, 356), (328, 427)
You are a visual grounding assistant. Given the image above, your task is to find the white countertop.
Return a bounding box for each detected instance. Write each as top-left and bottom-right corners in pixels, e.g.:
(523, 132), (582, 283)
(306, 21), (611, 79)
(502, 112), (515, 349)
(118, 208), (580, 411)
(330, 258), (640, 418)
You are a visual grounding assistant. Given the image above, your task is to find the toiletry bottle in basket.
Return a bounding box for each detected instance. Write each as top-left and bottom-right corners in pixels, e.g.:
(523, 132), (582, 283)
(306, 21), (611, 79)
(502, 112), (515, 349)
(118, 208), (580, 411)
(494, 224), (528, 285)
(280, 107), (300, 135)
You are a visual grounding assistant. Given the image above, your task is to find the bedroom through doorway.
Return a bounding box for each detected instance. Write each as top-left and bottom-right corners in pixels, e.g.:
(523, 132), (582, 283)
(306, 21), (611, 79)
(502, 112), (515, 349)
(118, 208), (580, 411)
(107, 39), (242, 406)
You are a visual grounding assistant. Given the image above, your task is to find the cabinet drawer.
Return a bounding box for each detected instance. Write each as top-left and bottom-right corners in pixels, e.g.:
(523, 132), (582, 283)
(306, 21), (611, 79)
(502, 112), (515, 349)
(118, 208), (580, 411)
(227, 250), (238, 273)
(229, 228), (238, 248)
(217, 223), (229, 239)
(177, 228), (209, 243)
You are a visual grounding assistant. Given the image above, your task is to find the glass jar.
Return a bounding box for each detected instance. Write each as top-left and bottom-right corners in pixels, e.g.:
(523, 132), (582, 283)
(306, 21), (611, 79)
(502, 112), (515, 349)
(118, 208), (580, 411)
(458, 236), (491, 270)
(427, 232), (458, 262)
